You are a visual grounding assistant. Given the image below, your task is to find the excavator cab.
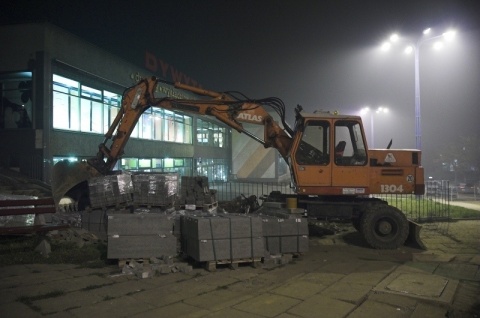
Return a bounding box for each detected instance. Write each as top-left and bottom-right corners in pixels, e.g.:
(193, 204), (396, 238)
(290, 114), (369, 194)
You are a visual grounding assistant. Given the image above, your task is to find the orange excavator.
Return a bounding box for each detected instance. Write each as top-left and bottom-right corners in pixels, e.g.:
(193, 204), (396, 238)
(52, 76), (425, 249)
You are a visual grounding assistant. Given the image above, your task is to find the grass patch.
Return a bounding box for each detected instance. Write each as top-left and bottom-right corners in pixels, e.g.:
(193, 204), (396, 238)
(382, 197), (480, 219)
(0, 235), (109, 267)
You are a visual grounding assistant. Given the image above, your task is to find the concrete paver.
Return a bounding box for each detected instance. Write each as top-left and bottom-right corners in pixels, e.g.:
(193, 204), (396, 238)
(233, 293), (301, 317)
(347, 299), (414, 317)
(287, 294), (356, 318)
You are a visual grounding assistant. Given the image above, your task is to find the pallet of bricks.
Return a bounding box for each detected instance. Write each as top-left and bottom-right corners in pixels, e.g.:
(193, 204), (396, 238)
(178, 176), (217, 211)
(181, 214), (264, 271)
(107, 212), (177, 262)
(131, 173), (178, 209)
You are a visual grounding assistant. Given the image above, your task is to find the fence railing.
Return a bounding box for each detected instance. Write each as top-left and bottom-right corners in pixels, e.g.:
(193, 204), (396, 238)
(209, 180), (452, 233)
(209, 181), (294, 202)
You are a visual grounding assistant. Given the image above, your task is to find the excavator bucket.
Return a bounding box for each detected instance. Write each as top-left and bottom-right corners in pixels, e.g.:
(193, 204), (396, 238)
(51, 160), (102, 207)
(405, 219), (426, 249)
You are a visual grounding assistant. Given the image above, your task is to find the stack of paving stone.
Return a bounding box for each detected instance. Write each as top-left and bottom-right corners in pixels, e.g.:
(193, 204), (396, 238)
(107, 212), (177, 259)
(181, 214), (264, 263)
(261, 216), (309, 254)
(88, 172), (133, 209)
(132, 173), (178, 207)
(80, 209), (108, 241)
(178, 176), (217, 210)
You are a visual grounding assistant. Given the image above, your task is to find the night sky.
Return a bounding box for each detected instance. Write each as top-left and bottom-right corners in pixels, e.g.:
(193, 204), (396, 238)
(2, 0), (480, 176)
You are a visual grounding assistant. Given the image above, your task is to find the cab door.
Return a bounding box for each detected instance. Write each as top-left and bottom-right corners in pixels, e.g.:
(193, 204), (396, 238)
(331, 120), (369, 191)
(291, 120), (332, 191)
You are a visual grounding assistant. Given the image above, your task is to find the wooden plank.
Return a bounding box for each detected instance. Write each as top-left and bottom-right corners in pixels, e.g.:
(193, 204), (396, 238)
(0, 198), (55, 216)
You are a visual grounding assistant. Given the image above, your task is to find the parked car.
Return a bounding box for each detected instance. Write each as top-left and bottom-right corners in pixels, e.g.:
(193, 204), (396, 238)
(457, 183), (475, 194)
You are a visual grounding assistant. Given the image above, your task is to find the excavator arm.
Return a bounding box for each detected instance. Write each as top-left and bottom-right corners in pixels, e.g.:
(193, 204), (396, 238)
(88, 76), (293, 174)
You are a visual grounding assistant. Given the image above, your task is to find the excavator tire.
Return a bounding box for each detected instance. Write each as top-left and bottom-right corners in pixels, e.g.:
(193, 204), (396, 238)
(360, 205), (409, 249)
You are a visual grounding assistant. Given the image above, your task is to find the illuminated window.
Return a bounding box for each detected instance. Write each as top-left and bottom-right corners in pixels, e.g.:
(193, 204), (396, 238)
(52, 74), (193, 145)
(196, 119), (227, 147)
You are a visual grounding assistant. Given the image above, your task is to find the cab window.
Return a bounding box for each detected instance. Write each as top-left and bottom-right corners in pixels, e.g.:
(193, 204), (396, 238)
(334, 120), (367, 166)
(295, 120), (330, 165)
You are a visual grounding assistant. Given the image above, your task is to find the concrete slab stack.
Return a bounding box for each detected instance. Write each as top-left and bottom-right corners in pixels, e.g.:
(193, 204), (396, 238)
(181, 214), (264, 262)
(178, 176), (217, 210)
(107, 213), (177, 259)
(261, 216), (309, 254)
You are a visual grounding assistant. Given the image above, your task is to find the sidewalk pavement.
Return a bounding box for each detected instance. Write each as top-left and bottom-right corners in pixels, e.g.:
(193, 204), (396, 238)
(1, 220), (479, 318)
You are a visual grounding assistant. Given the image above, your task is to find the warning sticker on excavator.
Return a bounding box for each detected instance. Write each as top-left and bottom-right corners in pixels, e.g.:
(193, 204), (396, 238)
(407, 175), (414, 183)
(385, 153), (396, 163)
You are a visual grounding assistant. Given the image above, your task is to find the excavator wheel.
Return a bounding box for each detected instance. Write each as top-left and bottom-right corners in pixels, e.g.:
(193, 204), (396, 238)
(360, 205), (409, 249)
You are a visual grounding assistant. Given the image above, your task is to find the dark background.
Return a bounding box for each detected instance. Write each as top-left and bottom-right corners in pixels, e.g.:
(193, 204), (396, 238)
(2, 0), (480, 177)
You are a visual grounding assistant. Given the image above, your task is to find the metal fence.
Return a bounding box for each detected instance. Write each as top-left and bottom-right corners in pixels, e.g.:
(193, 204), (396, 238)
(209, 180), (453, 234)
(209, 181), (294, 202)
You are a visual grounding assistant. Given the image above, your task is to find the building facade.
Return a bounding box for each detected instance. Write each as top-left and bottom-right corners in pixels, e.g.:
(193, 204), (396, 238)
(0, 23), (231, 184)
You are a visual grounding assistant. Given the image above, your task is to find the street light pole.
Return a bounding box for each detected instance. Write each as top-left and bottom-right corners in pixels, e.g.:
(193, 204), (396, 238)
(382, 28), (456, 150)
(414, 44), (421, 150)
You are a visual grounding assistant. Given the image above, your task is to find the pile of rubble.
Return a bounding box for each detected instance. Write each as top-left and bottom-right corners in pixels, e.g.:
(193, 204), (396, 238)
(118, 256), (193, 279)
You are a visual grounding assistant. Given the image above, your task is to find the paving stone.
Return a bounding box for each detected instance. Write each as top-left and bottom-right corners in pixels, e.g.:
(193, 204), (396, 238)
(233, 293), (301, 317)
(435, 263), (480, 281)
(90, 279), (159, 299)
(42, 274), (113, 293)
(373, 271), (459, 305)
(412, 253), (455, 263)
(320, 281), (373, 304)
(287, 294), (355, 318)
(26, 263), (78, 272)
(403, 261), (439, 273)
(0, 264), (33, 279)
(411, 302), (449, 318)
(60, 266), (115, 277)
(31, 290), (101, 314)
(348, 299), (413, 317)
(0, 283), (66, 305)
(368, 292), (418, 308)
(386, 273), (449, 297)
(317, 259), (365, 274)
(0, 271), (73, 289)
(271, 280), (326, 300)
(184, 289), (254, 311)
(339, 271), (389, 286)
(0, 300), (43, 318)
(68, 295), (155, 317)
(200, 308), (264, 318)
(354, 260), (399, 273)
(297, 272), (345, 286)
(131, 301), (210, 318)
(130, 286), (194, 307)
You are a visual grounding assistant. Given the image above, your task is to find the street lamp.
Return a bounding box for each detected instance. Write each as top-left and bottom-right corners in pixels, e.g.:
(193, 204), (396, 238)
(381, 28), (456, 150)
(360, 106), (389, 148)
